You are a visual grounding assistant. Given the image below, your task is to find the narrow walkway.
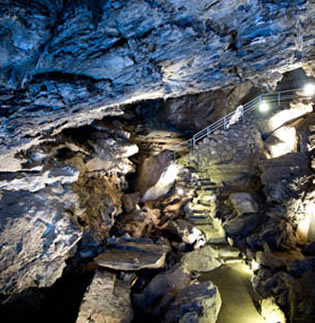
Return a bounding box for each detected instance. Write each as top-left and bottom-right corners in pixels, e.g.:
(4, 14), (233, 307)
(200, 263), (264, 323)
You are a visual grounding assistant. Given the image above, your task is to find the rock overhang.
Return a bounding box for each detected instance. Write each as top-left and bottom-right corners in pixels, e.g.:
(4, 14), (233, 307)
(0, 0), (314, 165)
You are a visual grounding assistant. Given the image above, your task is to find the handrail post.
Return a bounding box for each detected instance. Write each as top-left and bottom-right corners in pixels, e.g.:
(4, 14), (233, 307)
(240, 105), (245, 123)
(277, 92), (281, 106)
(192, 136), (196, 150)
(224, 117), (227, 130)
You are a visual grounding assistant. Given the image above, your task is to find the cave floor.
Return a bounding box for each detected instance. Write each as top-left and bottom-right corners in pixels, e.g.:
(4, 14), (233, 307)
(200, 263), (264, 323)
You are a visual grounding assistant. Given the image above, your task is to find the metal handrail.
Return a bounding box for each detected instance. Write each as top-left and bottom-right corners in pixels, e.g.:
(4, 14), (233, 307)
(172, 88), (302, 158)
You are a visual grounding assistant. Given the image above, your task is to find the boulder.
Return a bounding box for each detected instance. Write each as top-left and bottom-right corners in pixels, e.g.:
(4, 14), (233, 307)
(252, 267), (294, 313)
(246, 217), (297, 252)
(161, 219), (206, 248)
(76, 270), (133, 323)
(164, 281), (222, 323)
(94, 238), (169, 271)
(133, 265), (221, 323)
(118, 207), (160, 238)
(121, 192), (141, 213)
(132, 266), (191, 315)
(255, 250), (304, 270)
(137, 150), (177, 201)
(182, 246), (222, 273)
(0, 185), (82, 296)
(229, 192), (259, 216)
(224, 213), (266, 240)
(287, 259), (315, 323)
(264, 126), (297, 158)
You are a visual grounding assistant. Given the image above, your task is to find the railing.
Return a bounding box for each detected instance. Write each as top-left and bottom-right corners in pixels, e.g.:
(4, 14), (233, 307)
(172, 88), (302, 159)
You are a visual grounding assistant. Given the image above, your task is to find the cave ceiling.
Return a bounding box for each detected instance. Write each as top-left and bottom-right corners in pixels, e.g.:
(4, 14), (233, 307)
(0, 0), (314, 169)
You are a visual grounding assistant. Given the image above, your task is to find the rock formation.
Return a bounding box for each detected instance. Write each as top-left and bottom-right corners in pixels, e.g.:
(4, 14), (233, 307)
(1, 0), (314, 169)
(0, 1), (315, 322)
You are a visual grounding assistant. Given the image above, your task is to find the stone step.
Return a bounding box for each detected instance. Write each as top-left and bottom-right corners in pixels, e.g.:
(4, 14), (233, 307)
(196, 187), (218, 193)
(186, 215), (212, 225)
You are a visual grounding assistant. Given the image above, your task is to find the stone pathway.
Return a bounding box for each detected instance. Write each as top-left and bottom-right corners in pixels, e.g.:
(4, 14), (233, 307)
(200, 263), (264, 323)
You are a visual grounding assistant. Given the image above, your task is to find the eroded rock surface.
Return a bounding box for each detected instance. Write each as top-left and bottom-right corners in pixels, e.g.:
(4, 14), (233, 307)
(94, 238), (170, 271)
(0, 120), (139, 296)
(76, 270), (133, 323)
(1, 0), (314, 164)
(0, 184), (82, 295)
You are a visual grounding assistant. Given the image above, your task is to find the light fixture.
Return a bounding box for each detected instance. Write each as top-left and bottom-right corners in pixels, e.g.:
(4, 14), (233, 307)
(259, 101), (270, 113)
(303, 83), (315, 96)
(177, 187), (185, 196)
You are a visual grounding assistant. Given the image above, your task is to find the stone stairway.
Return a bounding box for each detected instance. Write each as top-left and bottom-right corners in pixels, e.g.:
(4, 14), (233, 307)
(135, 130), (186, 157)
(176, 166), (226, 244)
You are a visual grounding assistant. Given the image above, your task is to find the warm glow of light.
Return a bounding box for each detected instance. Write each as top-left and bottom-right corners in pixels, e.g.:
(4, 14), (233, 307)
(259, 102), (270, 113)
(262, 298), (286, 323)
(177, 187), (185, 196)
(268, 127), (297, 158)
(251, 259), (260, 271)
(232, 262), (253, 278)
(265, 311), (286, 323)
(267, 104), (313, 131)
(303, 83), (315, 96)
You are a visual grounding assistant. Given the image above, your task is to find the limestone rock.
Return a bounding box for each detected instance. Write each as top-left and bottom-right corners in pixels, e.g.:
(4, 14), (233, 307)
(223, 213), (266, 240)
(2, 0), (314, 169)
(264, 126), (298, 158)
(94, 238), (169, 271)
(76, 270), (133, 323)
(164, 281), (222, 323)
(287, 259), (315, 323)
(0, 166), (80, 192)
(255, 250), (304, 270)
(161, 219), (206, 248)
(132, 266), (190, 317)
(133, 264), (221, 322)
(137, 150), (177, 201)
(121, 192), (141, 214)
(247, 217), (297, 251)
(118, 207), (160, 238)
(260, 152), (312, 205)
(182, 246), (222, 273)
(73, 174), (123, 252)
(0, 185), (82, 296)
(229, 192), (259, 216)
(252, 268), (292, 310)
(85, 157), (114, 172)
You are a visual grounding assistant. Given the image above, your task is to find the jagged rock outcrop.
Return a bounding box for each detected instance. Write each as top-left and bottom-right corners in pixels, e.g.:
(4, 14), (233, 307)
(0, 182), (82, 296)
(1, 0), (314, 167)
(132, 265), (222, 322)
(0, 120), (139, 296)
